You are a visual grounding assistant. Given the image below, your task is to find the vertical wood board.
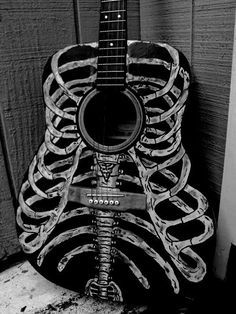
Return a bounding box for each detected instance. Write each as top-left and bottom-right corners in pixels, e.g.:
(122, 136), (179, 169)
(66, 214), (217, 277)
(0, 0), (77, 192)
(140, 0), (236, 210)
(191, 0), (235, 205)
(140, 0), (192, 60)
(0, 0), (77, 261)
(0, 141), (20, 260)
(214, 13), (236, 279)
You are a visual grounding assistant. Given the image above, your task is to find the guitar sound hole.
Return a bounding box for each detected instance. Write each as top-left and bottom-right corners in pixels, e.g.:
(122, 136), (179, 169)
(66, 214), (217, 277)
(78, 89), (143, 153)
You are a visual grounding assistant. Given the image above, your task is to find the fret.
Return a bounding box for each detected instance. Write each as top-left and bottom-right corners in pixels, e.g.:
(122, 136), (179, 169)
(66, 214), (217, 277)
(100, 29), (125, 33)
(97, 61), (126, 68)
(100, 19), (126, 23)
(99, 47), (125, 50)
(98, 63), (124, 65)
(98, 55), (126, 59)
(100, 38), (125, 42)
(97, 71), (124, 73)
(96, 84), (125, 87)
(97, 77), (125, 80)
(99, 34), (126, 41)
(98, 55), (125, 58)
(97, 69), (125, 77)
(101, 0), (121, 2)
(101, 10), (125, 13)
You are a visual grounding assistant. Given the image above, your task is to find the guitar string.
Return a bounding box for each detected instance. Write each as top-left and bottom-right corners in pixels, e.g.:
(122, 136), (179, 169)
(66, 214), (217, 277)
(98, 1), (126, 204)
(106, 0), (122, 204)
(104, 0), (111, 204)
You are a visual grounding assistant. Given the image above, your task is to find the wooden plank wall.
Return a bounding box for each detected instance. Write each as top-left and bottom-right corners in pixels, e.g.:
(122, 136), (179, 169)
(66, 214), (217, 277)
(140, 0), (236, 212)
(0, 0), (77, 262)
(0, 139), (20, 262)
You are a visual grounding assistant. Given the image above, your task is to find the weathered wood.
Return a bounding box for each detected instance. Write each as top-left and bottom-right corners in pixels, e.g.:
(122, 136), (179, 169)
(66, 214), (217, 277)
(127, 0), (141, 40)
(0, 0), (77, 191)
(140, 0), (192, 60)
(214, 13), (236, 280)
(191, 0), (235, 206)
(0, 140), (20, 260)
(140, 0), (236, 211)
(0, 0), (77, 261)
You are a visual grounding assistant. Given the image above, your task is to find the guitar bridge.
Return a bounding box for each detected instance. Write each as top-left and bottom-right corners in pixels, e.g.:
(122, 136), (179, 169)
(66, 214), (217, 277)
(68, 186), (146, 211)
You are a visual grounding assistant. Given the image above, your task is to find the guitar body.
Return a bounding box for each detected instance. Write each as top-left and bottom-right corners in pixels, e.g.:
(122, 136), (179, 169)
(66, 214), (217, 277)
(16, 39), (214, 307)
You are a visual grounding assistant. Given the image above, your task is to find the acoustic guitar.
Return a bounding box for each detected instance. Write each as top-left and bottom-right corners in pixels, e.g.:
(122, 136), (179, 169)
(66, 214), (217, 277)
(16, 0), (214, 309)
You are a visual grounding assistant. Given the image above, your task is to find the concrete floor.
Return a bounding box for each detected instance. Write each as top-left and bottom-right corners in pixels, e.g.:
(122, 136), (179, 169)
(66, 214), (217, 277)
(0, 261), (125, 314)
(0, 260), (230, 314)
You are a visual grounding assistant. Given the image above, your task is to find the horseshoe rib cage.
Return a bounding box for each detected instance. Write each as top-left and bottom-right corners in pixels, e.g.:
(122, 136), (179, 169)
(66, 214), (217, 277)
(16, 41), (214, 303)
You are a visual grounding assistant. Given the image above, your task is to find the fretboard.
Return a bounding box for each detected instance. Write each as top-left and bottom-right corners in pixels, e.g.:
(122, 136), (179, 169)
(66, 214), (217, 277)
(96, 0), (127, 89)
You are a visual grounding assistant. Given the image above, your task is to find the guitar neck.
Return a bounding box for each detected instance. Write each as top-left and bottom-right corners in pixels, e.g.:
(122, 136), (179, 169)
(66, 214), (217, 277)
(96, 0), (127, 89)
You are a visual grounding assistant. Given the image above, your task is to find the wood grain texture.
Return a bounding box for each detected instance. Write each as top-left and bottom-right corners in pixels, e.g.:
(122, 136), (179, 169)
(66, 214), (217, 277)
(0, 141), (20, 260)
(77, 0), (140, 43)
(140, 0), (236, 212)
(0, 0), (77, 260)
(127, 0), (141, 40)
(191, 0), (235, 209)
(140, 0), (192, 60)
(0, 0), (77, 190)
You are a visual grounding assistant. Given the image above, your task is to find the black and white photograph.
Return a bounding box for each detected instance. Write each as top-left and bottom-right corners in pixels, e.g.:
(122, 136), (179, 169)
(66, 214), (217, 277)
(0, 1), (235, 313)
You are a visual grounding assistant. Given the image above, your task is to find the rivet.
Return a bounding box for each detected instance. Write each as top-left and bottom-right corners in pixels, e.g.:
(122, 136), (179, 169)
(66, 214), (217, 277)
(99, 200), (104, 204)
(104, 200), (109, 205)
(94, 200), (98, 205)
(115, 200), (120, 206)
(89, 199), (93, 204)
(110, 200), (114, 205)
